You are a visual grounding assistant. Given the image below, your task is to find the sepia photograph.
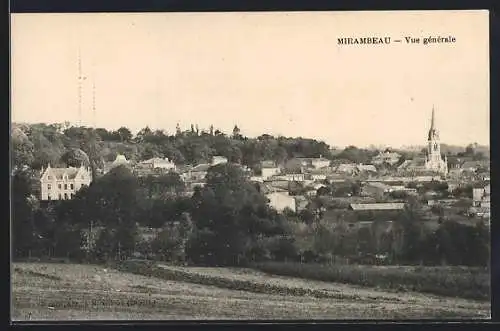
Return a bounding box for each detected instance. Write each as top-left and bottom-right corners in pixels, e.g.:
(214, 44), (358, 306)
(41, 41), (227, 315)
(10, 10), (490, 321)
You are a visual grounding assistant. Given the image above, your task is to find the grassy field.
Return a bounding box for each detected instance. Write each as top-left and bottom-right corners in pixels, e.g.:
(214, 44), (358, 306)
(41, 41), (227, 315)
(12, 262), (491, 321)
(250, 262), (490, 301)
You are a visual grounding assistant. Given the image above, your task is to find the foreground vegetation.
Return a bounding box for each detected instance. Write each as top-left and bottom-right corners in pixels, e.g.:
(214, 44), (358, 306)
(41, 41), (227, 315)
(12, 262), (490, 320)
(250, 262), (490, 301)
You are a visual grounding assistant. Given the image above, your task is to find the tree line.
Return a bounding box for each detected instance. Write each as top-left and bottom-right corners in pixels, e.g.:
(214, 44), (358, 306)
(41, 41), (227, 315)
(12, 163), (489, 267)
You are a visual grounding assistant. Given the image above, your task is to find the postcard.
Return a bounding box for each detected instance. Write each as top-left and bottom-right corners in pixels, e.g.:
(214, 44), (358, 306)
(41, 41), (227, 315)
(11, 10), (490, 321)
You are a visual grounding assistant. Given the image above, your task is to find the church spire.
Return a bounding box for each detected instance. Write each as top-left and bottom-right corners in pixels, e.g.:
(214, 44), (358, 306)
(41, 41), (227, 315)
(430, 105), (435, 131)
(428, 106), (438, 141)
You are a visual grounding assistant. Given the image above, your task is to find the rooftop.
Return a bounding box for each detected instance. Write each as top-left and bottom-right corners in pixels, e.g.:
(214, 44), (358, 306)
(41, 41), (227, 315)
(43, 166), (87, 180)
(349, 203), (406, 211)
(191, 164), (211, 172)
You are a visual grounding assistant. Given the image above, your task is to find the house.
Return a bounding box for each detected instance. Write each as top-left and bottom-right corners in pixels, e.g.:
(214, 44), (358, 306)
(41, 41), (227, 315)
(264, 179), (289, 191)
(285, 156), (330, 171)
(427, 199), (459, 207)
(294, 195), (309, 212)
(469, 183), (490, 219)
(473, 183), (490, 207)
(461, 160), (490, 172)
(308, 167), (336, 181)
(134, 157), (176, 176)
(103, 154), (131, 174)
(282, 173), (306, 182)
(357, 164), (377, 173)
(371, 151), (402, 165)
(183, 163), (211, 182)
(250, 176), (264, 183)
(446, 180), (465, 193)
(39, 164), (92, 201)
(388, 185), (417, 194)
(266, 190), (296, 213)
(261, 160), (281, 180)
(211, 155), (228, 166)
(361, 182), (393, 198)
(310, 156), (331, 169)
(139, 157), (175, 170)
(335, 163), (358, 175)
(348, 203), (406, 211)
(396, 157), (427, 174)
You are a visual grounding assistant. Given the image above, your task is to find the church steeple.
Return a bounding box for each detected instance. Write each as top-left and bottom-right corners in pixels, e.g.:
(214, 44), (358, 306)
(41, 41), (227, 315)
(424, 105), (447, 176)
(428, 106), (438, 141)
(430, 105), (435, 131)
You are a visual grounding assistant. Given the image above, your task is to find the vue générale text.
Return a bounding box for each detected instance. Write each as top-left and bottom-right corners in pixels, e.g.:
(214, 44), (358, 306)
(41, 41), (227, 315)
(337, 36), (457, 46)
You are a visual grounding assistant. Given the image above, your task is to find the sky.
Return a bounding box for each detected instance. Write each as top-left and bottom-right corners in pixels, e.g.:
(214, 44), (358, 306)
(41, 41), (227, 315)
(11, 10), (489, 148)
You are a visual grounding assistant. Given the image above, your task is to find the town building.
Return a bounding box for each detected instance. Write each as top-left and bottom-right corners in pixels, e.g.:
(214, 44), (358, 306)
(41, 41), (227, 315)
(265, 190), (297, 213)
(103, 154), (132, 174)
(335, 163), (358, 175)
(285, 156), (330, 171)
(183, 163), (211, 182)
(361, 182), (393, 198)
(424, 107), (448, 175)
(39, 164), (92, 201)
(371, 150), (402, 165)
(473, 183), (491, 208)
(211, 155), (228, 166)
(357, 164), (377, 173)
(348, 202), (406, 211)
(461, 160), (490, 173)
(134, 157), (176, 176)
(261, 160), (281, 180)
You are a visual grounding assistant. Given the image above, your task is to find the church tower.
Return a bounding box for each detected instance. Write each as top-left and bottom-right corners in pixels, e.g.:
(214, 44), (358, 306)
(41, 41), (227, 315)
(425, 106), (448, 175)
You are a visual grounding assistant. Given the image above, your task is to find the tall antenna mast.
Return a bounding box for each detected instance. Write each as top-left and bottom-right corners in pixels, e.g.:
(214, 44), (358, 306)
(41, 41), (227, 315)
(77, 48), (87, 126)
(92, 61), (96, 129)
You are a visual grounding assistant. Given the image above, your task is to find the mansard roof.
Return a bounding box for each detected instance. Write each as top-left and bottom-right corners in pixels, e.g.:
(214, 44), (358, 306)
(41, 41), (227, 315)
(42, 166), (88, 180)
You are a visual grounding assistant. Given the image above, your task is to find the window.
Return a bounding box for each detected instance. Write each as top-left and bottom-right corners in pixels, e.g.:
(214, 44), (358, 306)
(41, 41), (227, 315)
(64, 184), (68, 190)
(64, 193), (68, 200)
(58, 184), (62, 189)
(70, 184), (74, 190)
(47, 195), (51, 201)
(47, 176), (52, 180)
(47, 184), (51, 190)
(71, 193), (74, 198)
(58, 193), (62, 199)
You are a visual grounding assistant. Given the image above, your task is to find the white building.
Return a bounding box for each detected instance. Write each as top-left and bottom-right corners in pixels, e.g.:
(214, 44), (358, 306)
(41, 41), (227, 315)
(211, 155), (228, 166)
(261, 160), (281, 180)
(139, 157), (175, 170)
(371, 150), (402, 165)
(39, 164), (92, 201)
(266, 190), (296, 213)
(103, 154), (131, 174)
(473, 184), (491, 207)
(311, 157), (331, 169)
(183, 163), (211, 182)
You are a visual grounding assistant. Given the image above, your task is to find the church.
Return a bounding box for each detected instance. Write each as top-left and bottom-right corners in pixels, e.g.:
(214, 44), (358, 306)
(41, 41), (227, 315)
(424, 107), (448, 175)
(397, 107), (448, 176)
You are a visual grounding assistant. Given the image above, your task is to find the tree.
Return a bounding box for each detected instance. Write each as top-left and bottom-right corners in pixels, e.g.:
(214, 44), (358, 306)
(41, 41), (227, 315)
(117, 127), (133, 142)
(12, 128), (35, 169)
(12, 170), (38, 258)
(188, 163), (282, 266)
(60, 148), (91, 168)
(80, 165), (140, 260)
